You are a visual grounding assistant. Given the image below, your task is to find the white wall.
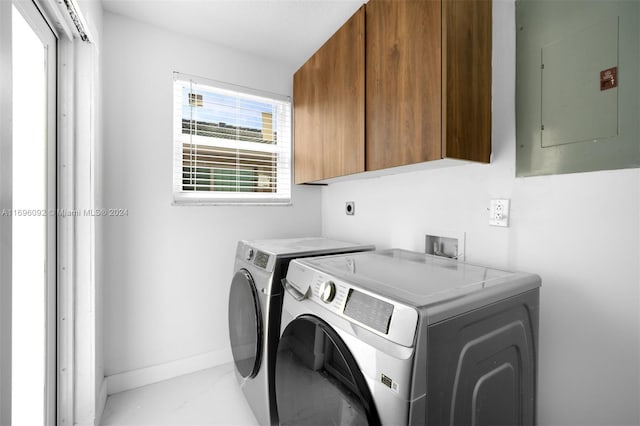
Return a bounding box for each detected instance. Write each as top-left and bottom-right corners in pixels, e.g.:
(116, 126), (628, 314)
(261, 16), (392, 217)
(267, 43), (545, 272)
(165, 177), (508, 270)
(322, 2), (640, 425)
(101, 12), (321, 379)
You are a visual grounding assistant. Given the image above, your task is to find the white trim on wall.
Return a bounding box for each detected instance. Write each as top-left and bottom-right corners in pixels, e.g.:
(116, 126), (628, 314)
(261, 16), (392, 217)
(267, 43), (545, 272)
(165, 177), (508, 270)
(105, 349), (233, 396)
(96, 378), (107, 424)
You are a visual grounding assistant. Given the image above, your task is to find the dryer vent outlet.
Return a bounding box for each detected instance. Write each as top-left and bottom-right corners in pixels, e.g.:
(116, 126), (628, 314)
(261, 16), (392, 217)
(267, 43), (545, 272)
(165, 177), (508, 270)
(345, 201), (355, 216)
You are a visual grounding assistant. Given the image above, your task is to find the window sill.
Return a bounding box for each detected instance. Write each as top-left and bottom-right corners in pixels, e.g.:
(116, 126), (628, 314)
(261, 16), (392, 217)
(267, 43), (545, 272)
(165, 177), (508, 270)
(172, 193), (291, 206)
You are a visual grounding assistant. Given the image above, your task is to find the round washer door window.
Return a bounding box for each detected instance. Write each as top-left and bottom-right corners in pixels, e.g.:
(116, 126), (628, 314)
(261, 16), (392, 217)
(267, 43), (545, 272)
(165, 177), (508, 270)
(275, 315), (380, 425)
(228, 269), (262, 378)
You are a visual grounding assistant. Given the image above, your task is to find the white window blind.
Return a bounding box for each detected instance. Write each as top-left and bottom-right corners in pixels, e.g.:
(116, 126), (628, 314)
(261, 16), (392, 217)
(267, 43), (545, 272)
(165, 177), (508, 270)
(173, 72), (292, 205)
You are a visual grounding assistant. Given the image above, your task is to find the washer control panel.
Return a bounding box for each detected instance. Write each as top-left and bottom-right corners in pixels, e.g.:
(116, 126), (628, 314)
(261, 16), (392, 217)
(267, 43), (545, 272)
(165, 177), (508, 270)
(343, 288), (394, 334)
(286, 266), (418, 347)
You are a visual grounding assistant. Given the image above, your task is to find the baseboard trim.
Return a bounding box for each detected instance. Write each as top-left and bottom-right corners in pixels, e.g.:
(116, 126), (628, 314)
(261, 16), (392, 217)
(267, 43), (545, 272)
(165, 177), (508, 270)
(96, 377), (108, 425)
(105, 348), (233, 395)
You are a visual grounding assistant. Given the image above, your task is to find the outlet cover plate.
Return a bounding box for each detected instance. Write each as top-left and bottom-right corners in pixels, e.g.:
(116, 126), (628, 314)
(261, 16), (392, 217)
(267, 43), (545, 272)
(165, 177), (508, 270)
(489, 199), (510, 227)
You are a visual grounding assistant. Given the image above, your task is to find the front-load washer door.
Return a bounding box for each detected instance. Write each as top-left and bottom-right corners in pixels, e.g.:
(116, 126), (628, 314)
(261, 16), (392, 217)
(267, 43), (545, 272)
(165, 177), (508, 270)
(228, 269), (262, 379)
(275, 315), (380, 426)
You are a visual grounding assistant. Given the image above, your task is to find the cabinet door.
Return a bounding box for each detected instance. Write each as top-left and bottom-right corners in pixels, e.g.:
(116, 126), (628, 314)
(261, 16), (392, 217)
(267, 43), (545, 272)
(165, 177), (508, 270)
(442, 0), (492, 162)
(293, 7), (365, 183)
(366, 0), (442, 171)
(294, 48), (323, 183)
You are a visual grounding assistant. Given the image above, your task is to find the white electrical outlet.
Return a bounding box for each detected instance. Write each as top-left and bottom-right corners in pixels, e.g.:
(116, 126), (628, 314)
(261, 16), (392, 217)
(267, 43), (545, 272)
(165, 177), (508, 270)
(489, 199), (510, 227)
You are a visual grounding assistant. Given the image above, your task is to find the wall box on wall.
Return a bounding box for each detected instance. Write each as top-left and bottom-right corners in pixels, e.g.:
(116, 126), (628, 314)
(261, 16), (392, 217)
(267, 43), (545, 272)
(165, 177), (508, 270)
(515, 0), (640, 177)
(425, 229), (466, 261)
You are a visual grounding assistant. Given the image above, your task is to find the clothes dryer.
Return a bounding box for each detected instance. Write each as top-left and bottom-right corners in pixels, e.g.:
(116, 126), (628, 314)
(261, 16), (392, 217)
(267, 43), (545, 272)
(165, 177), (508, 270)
(228, 237), (374, 425)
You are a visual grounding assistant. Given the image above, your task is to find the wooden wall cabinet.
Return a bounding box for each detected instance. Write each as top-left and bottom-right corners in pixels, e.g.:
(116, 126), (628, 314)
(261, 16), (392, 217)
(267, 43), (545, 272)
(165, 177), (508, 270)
(294, 0), (492, 183)
(293, 7), (365, 184)
(366, 0), (492, 171)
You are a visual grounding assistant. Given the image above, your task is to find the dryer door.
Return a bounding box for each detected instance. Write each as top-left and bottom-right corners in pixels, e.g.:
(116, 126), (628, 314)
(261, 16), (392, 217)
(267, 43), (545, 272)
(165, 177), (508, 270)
(275, 315), (380, 426)
(228, 269), (262, 378)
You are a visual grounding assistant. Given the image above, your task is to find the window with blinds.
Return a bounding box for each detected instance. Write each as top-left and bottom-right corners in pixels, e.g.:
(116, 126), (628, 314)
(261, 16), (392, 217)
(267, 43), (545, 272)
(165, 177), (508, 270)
(173, 72), (292, 204)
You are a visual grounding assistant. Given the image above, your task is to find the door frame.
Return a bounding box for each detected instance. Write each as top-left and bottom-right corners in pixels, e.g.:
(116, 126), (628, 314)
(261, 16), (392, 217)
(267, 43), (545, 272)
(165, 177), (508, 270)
(12, 2), (58, 423)
(0, 0), (97, 424)
(0, 1), (13, 424)
(4, 0), (58, 423)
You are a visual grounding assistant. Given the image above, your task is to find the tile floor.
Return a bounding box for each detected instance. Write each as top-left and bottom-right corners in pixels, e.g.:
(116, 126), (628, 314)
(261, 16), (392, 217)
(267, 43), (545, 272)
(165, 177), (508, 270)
(101, 363), (259, 426)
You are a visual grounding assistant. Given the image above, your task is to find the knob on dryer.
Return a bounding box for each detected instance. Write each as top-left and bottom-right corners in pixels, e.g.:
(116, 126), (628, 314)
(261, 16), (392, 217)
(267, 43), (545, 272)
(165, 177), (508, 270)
(245, 248), (254, 261)
(319, 281), (336, 304)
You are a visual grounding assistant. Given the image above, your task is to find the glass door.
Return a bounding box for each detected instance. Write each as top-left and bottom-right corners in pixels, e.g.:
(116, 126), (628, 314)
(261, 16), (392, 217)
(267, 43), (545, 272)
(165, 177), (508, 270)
(275, 315), (380, 425)
(10, 1), (57, 425)
(228, 269), (263, 378)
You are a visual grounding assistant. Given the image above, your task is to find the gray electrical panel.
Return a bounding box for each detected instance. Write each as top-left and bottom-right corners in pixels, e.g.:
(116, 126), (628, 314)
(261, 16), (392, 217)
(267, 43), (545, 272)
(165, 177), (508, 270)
(516, 0), (639, 177)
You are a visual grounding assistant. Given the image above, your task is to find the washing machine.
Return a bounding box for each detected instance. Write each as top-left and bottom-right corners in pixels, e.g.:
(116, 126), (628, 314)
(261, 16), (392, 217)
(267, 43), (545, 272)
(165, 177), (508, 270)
(275, 249), (541, 425)
(227, 237), (374, 426)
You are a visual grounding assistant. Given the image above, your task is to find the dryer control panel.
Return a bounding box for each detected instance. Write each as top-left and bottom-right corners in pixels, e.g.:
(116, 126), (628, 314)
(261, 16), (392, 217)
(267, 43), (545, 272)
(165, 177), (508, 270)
(253, 250), (270, 269)
(238, 242), (275, 273)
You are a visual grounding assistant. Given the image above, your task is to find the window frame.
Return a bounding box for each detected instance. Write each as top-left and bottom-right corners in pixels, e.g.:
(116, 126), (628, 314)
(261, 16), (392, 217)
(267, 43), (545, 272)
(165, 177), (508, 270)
(172, 72), (292, 206)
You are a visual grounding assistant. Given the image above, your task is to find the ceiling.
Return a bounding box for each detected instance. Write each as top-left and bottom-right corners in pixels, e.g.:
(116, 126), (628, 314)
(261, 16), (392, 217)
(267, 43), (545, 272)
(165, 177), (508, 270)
(101, 0), (365, 67)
